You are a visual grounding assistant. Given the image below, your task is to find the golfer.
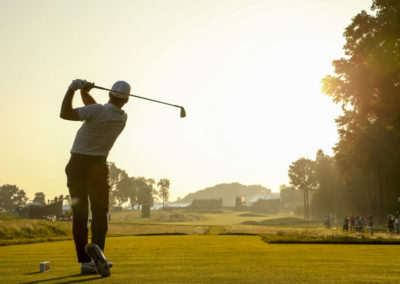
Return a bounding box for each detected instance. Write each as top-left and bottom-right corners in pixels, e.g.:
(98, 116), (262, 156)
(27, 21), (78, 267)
(60, 79), (130, 277)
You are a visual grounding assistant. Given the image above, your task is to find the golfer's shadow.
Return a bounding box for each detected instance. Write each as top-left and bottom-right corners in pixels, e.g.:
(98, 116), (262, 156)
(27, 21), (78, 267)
(23, 273), (103, 284)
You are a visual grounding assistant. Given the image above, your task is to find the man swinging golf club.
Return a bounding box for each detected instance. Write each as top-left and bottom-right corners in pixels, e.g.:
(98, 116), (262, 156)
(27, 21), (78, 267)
(60, 79), (130, 277)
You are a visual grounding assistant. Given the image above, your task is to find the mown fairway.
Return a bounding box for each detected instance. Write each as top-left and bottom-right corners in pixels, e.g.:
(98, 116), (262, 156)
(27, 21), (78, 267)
(1, 235), (400, 283)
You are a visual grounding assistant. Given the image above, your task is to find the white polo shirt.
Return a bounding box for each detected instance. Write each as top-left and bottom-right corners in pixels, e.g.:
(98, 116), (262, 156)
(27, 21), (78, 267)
(70, 103), (127, 157)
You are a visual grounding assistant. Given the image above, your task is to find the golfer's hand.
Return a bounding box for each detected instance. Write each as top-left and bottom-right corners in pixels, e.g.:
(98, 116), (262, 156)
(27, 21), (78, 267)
(81, 80), (95, 93)
(69, 79), (93, 92)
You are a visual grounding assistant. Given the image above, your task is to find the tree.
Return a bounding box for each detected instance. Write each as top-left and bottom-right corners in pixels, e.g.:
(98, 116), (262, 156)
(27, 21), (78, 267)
(115, 171), (137, 210)
(126, 177), (138, 210)
(114, 170), (129, 206)
(279, 184), (303, 213)
(108, 162), (123, 209)
(157, 178), (170, 209)
(312, 150), (346, 218)
(322, 0), (400, 218)
(13, 189), (28, 210)
(64, 195), (71, 206)
(288, 158), (318, 221)
(136, 177), (157, 217)
(33, 192), (46, 204)
(0, 184), (28, 212)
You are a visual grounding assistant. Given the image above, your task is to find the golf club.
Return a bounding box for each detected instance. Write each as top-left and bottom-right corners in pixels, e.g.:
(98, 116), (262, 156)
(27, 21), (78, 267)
(93, 85), (186, 118)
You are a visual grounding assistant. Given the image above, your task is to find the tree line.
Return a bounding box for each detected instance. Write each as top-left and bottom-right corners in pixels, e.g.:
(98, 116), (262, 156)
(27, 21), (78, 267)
(288, 150), (343, 221)
(289, 0), (400, 221)
(108, 162), (170, 210)
(0, 185), (67, 212)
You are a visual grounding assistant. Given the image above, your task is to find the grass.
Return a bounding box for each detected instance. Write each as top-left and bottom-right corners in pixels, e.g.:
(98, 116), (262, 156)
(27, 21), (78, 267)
(1, 235), (400, 283)
(242, 216), (321, 227)
(109, 209), (273, 226)
(0, 217), (72, 245)
(3, 211), (398, 245)
(110, 210), (208, 223)
(261, 232), (400, 244)
(2, 211), (400, 282)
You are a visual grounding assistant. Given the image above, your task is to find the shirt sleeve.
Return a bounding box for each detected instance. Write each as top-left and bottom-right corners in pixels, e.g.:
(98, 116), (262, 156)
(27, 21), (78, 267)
(77, 104), (102, 121)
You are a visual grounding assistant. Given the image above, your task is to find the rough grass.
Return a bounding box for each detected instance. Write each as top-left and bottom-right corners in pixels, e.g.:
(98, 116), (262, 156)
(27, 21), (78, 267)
(109, 209), (273, 226)
(0, 217), (72, 245)
(108, 222), (209, 235)
(239, 213), (266, 217)
(261, 232), (400, 244)
(110, 209), (207, 223)
(242, 216), (321, 227)
(1, 235), (400, 283)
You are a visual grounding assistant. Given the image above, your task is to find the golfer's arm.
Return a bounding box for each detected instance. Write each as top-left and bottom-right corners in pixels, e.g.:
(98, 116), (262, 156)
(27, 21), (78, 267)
(60, 89), (80, 121)
(80, 90), (96, 106)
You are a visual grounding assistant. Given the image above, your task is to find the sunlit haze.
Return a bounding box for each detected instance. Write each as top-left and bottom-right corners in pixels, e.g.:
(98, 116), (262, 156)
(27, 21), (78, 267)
(0, 0), (371, 201)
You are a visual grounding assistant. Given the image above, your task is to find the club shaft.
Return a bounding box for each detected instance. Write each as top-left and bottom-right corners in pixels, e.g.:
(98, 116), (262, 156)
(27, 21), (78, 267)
(93, 85), (182, 109)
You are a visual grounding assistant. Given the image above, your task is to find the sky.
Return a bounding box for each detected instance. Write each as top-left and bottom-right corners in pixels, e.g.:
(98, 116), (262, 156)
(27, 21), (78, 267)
(0, 0), (372, 201)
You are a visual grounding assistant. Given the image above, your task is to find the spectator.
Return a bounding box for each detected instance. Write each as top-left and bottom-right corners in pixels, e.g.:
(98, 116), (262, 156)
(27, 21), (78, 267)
(395, 215), (399, 234)
(343, 217), (349, 232)
(388, 215), (395, 234)
(324, 216), (331, 228)
(355, 216), (360, 232)
(360, 217), (365, 233)
(368, 216), (374, 236)
(350, 215), (355, 232)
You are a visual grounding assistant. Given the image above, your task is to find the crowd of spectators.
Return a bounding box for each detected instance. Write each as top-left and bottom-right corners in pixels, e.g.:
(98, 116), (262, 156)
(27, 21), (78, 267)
(342, 215), (374, 235)
(339, 214), (400, 236)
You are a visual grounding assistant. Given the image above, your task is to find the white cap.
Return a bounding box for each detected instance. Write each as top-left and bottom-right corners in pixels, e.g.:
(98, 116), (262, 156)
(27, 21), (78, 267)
(110, 81), (131, 99)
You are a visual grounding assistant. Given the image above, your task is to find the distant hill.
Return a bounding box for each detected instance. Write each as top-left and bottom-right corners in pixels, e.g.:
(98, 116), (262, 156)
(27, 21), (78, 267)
(178, 183), (272, 207)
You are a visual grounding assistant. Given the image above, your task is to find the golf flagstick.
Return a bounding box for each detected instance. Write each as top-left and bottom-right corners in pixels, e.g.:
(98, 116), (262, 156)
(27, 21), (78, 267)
(93, 85), (186, 118)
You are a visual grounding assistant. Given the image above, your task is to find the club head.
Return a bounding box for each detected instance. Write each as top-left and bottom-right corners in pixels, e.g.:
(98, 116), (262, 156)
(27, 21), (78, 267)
(180, 107), (186, 118)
